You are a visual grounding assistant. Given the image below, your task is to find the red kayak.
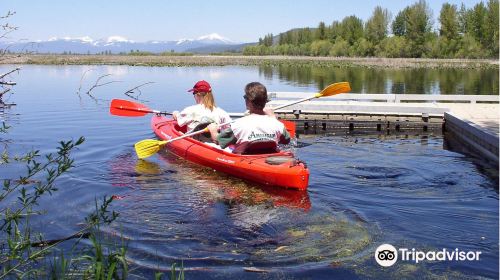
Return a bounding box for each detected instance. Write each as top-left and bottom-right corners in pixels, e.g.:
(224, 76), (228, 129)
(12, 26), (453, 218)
(151, 115), (309, 190)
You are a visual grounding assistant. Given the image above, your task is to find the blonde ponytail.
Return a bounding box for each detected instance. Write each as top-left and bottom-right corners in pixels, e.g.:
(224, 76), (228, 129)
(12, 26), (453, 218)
(199, 91), (216, 111)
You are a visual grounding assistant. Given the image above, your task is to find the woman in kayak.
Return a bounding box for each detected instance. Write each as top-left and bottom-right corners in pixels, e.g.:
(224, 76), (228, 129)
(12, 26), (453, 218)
(172, 80), (231, 141)
(207, 82), (290, 153)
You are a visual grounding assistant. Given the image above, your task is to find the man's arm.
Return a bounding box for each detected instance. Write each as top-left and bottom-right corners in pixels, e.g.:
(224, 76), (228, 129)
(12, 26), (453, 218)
(279, 127), (291, 144)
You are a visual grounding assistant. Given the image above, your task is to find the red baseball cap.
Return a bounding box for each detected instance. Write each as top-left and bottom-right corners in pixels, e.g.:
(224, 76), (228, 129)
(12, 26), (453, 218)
(188, 80), (211, 93)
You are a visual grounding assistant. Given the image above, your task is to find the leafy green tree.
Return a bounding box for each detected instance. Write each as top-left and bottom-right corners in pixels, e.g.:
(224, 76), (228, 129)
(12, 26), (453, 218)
(261, 33), (274, 47)
(298, 28), (313, 44)
(328, 20), (342, 42)
(439, 3), (459, 40)
(329, 38), (349, 56)
(350, 38), (374, 56)
(485, 0), (499, 56)
(456, 33), (485, 58)
(423, 33), (461, 58)
(469, 2), (488, 46)
(315, 21), (327, 40)
(298, 43), (312, 55)
(339, 16), (364, 45)
(310, 40), (332, 56)
(406, 0), (433, 57)
(365, 6), (391, 45)
(457, 3), (469, 35)
(375, 36), (410, 57)
(392, 7), (410, 36)
(424, 35), (441, 58)
(278, 32), (288, 45)
(455, 0), (497, 57)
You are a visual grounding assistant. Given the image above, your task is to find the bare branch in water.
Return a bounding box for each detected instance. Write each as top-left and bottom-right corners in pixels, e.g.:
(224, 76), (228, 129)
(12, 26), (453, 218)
(0, 68), (20, 104)
(76, 68), (95, 96)
(124, 81), (154, 101)
(84, 74), (121, 102)
(0, 88), (11, 96)
(0, 67), (20, 81)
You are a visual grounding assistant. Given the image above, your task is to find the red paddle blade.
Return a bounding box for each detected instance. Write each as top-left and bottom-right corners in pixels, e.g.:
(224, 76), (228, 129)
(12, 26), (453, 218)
(110, 99), (152, 117)
(279, 119), (296, 138)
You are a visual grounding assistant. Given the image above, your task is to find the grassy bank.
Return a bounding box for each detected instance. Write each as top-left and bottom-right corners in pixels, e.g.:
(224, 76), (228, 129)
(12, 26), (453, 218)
(1, 54), (498, 69)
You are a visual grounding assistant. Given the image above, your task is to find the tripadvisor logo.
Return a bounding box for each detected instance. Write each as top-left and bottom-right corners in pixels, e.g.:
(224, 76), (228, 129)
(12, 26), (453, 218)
(374, 244), (482, 267)
(375, 244), (398, 267)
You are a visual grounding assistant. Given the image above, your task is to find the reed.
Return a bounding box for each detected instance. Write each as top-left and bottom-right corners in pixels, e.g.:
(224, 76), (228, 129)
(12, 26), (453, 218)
(1, 54), (497, 69)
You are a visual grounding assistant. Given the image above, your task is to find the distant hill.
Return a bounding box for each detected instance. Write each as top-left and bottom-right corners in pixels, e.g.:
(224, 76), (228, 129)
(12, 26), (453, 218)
(0, 33), (252, 54)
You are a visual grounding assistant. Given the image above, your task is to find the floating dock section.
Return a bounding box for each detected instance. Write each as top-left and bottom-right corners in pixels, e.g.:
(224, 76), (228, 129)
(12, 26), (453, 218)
(266, 92), (499, 166)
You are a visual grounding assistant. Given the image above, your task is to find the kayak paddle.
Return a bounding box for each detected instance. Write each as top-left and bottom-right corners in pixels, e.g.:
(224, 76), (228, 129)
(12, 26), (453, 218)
(110, 99), (172, 117)
(269, 81), (352, 110)
(134, 81), (351, 159)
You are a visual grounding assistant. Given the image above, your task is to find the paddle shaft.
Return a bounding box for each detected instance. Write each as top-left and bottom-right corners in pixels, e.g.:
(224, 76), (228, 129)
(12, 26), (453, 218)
(271, 95), (319, 111)
(161, 127), (211, 145)
(125, 107), (172, 116)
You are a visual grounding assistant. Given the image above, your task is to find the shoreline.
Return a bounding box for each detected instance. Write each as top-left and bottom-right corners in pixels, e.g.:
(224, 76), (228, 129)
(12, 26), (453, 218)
(0, 54), (498, 69)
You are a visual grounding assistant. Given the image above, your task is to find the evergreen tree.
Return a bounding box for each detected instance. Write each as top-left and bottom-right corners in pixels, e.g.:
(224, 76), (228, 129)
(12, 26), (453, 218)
(439, 3), (459, 40)
(485, 0), (499, 56)
(365, 6), (391, 44)
(329, 21), (342, 41)
(457, 3), (469, 35)
(339, 15), (364, 45)
(262, 33), (274, 47)
(406, 0), (433, 57)
(392, 7), (409, 36)
(297, 28), (312, 44)
(470, 2), (488, 46)
(315, 21), (327, 40)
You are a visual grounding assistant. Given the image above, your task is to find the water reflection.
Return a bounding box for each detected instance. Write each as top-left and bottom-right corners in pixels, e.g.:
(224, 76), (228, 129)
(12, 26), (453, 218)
(153, 153), (311, 211)
(104, 150), (377, 273)
(260, 65), (499, 95)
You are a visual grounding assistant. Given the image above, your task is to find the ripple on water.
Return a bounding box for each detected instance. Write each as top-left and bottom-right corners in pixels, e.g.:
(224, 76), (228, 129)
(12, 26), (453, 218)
(96, 151), (377, 271)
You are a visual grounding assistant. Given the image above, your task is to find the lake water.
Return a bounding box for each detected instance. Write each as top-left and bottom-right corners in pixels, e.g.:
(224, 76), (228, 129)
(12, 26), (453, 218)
(1, 65), (498, 279)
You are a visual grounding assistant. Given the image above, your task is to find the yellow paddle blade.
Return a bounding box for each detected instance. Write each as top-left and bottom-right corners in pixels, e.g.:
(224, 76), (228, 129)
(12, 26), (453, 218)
(134, 139), (167, 159)
(315, 82), (351, 98)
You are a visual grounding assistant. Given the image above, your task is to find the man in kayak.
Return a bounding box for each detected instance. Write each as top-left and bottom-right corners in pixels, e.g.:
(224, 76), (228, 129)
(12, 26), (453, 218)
(207, 82), (290, 153)
(172, 80), (231, 141)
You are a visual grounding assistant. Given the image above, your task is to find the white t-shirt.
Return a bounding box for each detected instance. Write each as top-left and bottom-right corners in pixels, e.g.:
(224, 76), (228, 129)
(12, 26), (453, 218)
(176, 104), (231, 131)
(230, 114), (285, 145)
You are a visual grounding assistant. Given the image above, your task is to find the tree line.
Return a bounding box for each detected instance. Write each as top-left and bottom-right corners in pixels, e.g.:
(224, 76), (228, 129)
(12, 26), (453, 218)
(243, 0), (499, 58)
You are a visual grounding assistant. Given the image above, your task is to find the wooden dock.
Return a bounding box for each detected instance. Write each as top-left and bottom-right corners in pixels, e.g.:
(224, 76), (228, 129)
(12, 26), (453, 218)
(266, 93), (499, 165)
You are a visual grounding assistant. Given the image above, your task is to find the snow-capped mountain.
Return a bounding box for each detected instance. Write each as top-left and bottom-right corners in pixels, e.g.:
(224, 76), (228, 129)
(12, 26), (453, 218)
(0, 33), (245, 54)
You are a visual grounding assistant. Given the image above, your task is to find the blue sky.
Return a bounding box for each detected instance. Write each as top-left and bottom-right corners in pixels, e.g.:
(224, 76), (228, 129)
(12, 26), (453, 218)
(4, 0), (484, 43)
